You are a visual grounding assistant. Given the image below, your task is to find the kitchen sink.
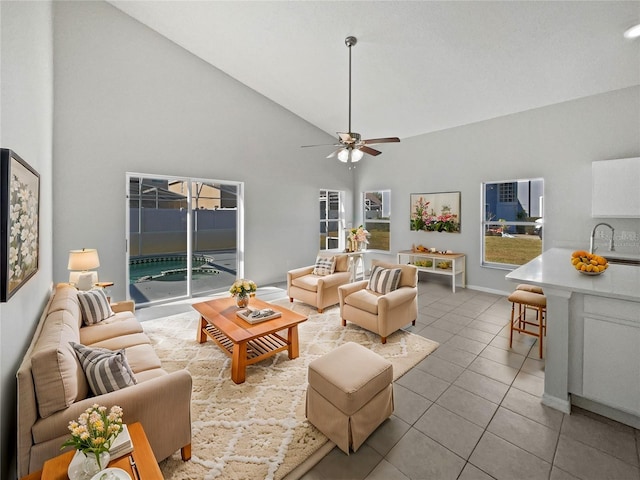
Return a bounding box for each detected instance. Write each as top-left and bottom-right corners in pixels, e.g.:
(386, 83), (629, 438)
(606, 257), (640, 266)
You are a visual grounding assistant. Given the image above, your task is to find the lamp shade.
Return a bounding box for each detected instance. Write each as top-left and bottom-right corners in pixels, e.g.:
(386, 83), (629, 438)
(68, 249), (100, 271)
(337, 149), (350, 163)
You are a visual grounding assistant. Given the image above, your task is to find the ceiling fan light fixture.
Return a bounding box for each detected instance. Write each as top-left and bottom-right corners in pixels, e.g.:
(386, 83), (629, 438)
(351, 149), (364, 162)
(337, 149), (350, 163)
(624, 23), (640, 39)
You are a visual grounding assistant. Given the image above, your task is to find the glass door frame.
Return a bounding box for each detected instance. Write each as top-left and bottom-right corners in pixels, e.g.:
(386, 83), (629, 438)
(125, 172), (244, 305)
(319, 189), (345, 251)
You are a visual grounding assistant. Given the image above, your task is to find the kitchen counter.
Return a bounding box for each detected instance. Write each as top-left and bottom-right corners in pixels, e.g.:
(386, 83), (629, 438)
(506, 248), (640, 302)
(506, 248), (640, 427)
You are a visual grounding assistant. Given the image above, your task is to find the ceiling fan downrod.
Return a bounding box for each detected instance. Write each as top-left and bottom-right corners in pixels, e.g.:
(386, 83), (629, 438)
(345, 36), (357, 136)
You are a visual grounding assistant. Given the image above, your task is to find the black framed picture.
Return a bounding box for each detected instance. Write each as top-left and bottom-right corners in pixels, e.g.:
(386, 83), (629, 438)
(1, 149), (40, 302)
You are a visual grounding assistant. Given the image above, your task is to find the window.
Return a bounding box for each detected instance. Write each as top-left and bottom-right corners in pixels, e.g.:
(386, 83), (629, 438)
(319, 190), (344, 250)
(482, 179), (543, 268)
(363, 190), (391, 251)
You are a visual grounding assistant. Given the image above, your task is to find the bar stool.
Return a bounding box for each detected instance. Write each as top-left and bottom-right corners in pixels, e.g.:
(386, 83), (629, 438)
(508, 288), (547, 358)
(516, 285), (545, 333)
(516, 284), (544, 295)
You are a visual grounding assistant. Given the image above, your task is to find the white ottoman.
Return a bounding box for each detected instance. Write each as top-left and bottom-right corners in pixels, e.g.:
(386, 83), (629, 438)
(306, 342), (393, 454)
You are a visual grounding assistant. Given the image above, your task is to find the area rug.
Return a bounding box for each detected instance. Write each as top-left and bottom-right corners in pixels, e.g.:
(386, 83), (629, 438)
(144, 299), (439, 480)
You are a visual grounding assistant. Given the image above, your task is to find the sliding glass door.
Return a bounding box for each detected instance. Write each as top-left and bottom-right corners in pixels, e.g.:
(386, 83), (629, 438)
(126, 173), (243, 305)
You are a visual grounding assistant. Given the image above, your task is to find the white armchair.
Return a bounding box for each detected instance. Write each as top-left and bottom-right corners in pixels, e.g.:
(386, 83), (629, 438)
(339, 259), (418, 343)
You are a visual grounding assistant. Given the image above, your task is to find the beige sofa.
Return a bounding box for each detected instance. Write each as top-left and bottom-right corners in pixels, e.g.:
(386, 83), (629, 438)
(287, 254), (352, 313)
(16, 284), (192, 477)
(339, 259), (418, 343)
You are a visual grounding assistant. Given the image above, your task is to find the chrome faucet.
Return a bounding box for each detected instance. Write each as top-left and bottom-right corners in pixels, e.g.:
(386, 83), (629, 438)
(589, 223), (615, 254)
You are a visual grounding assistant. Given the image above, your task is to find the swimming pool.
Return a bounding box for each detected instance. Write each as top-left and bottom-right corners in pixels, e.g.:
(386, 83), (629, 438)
(129, 254), (221, 283)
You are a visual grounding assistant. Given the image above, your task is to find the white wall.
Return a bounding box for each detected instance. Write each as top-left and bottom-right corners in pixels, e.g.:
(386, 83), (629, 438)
(356, 86), (640, 294)
(0, 1), (54, 478)
(53, 1), (352, 301)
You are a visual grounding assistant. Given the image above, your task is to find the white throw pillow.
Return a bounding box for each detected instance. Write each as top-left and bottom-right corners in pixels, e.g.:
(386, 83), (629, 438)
(312, 256), (336, 276)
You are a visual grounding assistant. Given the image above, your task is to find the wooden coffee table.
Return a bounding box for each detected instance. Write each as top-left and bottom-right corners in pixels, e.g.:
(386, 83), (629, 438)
(193, 297), (307, 384)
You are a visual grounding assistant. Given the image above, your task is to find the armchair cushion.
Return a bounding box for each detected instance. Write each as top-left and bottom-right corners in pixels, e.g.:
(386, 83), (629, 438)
(344, 289), (381, 315)
(291, 274), (321, 293)
(368, 266), (402, 294)
(313, 256), (336, 276)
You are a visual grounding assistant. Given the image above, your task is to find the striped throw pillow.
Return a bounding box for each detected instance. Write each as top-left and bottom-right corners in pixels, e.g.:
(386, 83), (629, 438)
(368, 266), (402, 294)
(71, 342), (136, 395)
(312, 256), (336, 276)
(77, 289), (114, 326)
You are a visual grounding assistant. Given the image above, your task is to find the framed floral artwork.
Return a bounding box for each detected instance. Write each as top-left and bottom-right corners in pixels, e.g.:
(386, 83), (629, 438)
(410, 191), (461, 233)
(1, 149), (40, 302)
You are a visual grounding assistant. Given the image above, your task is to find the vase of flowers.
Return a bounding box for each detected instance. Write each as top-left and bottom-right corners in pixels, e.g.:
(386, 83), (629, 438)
(230, 279), (257, 308)
(62, 404), (123, 480)
(347, 225), (369, 252)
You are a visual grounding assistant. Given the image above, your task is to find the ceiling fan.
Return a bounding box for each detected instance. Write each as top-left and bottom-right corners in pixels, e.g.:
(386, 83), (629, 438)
(302, 36), (400, 163)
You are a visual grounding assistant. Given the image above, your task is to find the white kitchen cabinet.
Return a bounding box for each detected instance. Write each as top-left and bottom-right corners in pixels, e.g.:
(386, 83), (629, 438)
(592, 157), (640, 218)
(582, 296), (640, 416)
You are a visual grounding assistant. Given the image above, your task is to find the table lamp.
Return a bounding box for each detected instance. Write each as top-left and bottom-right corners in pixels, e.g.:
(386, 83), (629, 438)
(68, 248), (100, 290)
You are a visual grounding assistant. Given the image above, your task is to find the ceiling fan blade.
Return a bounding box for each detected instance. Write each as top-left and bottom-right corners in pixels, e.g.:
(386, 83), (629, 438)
(359, 146), (382, 156)
(301, 143), (339, 148)
(326, 149), (342, 159)
(362, 137), (401, 145)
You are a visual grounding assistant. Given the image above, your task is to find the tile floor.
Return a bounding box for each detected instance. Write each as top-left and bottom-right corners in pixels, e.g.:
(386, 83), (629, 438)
(299, 279), (640, 480)
(136, 278), (640, 480)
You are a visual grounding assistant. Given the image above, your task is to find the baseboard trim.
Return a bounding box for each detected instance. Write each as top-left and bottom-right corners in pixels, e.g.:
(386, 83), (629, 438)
(571, 395), (640, 429)
(542, 393), (571, 413)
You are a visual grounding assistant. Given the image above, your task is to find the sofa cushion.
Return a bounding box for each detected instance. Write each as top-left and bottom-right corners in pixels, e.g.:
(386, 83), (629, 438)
(71, 342), (137, 395)
(79, 314), (143, 346)
(88, 332), (151, 351)
(48, 284), (82, 328)
(31, 312), (88, 419)
(123, 344), (163, 373)
(313, 256), (336, 276)
(368, 266), (401, 294)
(77, 289), (114, 326)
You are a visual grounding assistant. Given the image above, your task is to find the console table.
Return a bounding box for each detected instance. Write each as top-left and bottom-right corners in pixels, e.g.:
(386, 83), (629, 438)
(397, 250), (466, 293)
(326, 249), (366, 282)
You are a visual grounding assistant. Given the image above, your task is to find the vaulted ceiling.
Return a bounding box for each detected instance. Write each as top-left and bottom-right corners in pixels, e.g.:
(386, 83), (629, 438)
(108, 1), (640, 143)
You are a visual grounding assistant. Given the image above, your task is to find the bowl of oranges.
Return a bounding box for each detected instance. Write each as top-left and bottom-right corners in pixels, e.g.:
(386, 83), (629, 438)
(571, 250), (608, 275)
